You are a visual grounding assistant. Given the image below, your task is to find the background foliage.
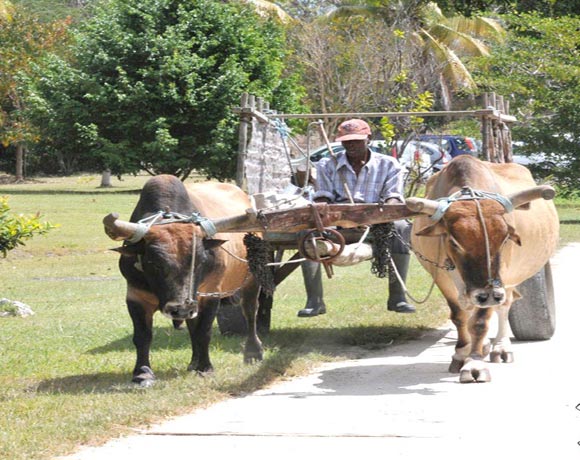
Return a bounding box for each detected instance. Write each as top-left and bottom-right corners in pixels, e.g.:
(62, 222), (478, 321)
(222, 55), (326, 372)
(23, 0), (304, 180)
(0, 0), (579, 185)
(472, 12), (580, 191)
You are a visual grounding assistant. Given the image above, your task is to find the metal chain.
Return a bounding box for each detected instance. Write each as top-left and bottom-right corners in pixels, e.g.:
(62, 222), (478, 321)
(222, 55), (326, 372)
(392, 231), (456, 271)
(196, 271), (251, 299)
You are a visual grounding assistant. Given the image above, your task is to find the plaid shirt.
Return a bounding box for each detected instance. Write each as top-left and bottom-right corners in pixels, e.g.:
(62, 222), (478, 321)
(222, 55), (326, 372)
(313, 149), (405, 203)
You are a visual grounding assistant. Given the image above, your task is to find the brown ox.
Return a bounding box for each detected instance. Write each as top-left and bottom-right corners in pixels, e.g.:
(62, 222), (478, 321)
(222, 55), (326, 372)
(408, 156), (559, 383)
(103, 175), (263, 386)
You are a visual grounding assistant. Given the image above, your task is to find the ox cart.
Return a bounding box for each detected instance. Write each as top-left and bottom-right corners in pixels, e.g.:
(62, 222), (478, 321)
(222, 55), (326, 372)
(214, 197), (556, 342)
(220, 93), (556, 342)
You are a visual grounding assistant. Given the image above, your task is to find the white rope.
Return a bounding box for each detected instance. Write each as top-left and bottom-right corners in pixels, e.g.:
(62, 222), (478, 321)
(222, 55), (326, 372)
(389, 234), (444, 305)
(185, 228), (197, 306)
(219, 244), (249, 263)
(475, 199), (494, 285)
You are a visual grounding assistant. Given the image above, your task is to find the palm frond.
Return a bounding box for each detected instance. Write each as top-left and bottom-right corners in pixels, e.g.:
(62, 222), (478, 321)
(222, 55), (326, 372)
(324, 5), (391, 22)
(243, 0), (295, 24)
(445, 16), (506, 42)
(429, 24), (490, 56)
(420, 28), (477, 91)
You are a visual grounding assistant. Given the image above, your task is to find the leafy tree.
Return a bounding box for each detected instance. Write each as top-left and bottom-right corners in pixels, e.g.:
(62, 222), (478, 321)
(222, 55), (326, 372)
(12, 0), (93, 22)
(28, 0), (304, 180)
(0, 196), (53, 257)
(0, 0), (69, 180)
(472, 12), (580, 191)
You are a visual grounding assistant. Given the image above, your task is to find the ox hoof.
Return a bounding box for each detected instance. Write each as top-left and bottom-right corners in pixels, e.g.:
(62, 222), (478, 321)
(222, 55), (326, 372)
(132, 366), (156, 387)
(244, 350), (264, 364)
(490, 350), (514, 364)
(449, 358), (464, 374)
(459, 364), (491, 383)
(187, 363), (214, 375)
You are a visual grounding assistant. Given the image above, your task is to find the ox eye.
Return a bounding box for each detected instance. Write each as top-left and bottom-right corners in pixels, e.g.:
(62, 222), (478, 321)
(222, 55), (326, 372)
(449, 236), (462, 251)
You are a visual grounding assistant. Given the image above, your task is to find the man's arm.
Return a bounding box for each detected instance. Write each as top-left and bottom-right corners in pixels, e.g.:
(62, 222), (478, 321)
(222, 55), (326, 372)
(311, 159), (336, 202)
(379, 160), (405, 203)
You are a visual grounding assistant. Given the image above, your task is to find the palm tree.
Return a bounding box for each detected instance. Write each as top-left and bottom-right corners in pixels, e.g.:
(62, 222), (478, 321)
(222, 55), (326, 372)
(237, 0), (295, 23)
(324, 1), (505, 108)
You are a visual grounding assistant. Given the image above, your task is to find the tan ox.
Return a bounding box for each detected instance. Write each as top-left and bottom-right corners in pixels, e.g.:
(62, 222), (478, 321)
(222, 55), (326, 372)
(407, 156), (559, 383)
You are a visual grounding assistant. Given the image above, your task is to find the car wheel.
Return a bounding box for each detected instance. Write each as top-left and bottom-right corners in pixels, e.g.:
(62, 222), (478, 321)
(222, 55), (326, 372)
(508, 261), (556, 341)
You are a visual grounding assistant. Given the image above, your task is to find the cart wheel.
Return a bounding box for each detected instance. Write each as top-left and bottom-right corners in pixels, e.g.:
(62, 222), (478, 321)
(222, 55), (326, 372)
(508, 261), (556, 341)
(216, 294), (246, 336)
(217, 291), (272, 336)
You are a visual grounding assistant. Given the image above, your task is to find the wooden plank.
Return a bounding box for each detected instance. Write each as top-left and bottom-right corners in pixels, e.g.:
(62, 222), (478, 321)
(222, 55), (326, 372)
(233, 108), (499, 120)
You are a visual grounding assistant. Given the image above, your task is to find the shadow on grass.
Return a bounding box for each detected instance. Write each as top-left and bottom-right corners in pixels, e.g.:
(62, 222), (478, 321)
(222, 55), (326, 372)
(87, 323), (429, 356)
(37, 324), (443, 396)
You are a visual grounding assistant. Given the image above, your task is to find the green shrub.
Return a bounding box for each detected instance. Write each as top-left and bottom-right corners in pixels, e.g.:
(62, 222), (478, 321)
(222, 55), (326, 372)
(0, 196), (54, 256)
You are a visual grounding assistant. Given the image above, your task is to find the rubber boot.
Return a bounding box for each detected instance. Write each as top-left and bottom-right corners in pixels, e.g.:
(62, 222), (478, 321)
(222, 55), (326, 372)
(387, 253), (416, 313)
(297, 261), (327, 318)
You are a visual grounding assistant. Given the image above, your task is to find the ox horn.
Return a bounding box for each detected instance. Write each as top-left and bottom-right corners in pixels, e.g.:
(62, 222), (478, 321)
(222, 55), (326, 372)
(103, 213), (147, 242)
(405, 197), (441, 216)
(508, 185), (555, 209)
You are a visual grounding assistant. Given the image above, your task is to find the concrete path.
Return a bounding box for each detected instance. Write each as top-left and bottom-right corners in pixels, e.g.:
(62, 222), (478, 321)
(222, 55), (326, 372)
(60, 244), (580, 460)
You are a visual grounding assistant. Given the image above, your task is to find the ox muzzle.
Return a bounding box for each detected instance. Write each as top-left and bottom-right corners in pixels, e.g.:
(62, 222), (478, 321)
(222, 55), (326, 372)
(468, 283), (506, 308)
(162, 299), (199, 321)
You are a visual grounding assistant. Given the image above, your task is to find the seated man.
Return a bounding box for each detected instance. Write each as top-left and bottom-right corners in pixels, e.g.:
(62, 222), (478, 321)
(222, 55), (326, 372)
(298, 118), (415, 317)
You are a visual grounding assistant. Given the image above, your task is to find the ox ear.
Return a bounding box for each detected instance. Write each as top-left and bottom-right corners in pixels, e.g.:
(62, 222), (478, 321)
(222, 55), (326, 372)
(203, 238), (227, 250)
(110, 243), (143, 256)
(415, 221), (446, 238)
(507, 223), (522, 246)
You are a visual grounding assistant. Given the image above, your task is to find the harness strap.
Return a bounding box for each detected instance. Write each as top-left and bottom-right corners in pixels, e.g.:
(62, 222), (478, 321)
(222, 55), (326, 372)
(129, 211), (165, 243)
(126, 223), (150, 244)
(430, 187), (514, 222)
(137, 210), (218, 237)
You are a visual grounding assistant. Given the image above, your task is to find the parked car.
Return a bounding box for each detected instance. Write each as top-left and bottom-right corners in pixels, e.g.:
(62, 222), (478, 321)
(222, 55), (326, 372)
(408, 140), (452, 171)
(417, 134), (479, 158)
(512, 141), (570, 170)
(391, 140), (436, 179)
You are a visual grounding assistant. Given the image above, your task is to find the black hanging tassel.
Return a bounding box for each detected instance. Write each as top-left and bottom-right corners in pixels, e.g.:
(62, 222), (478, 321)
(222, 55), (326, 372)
(369, 223), (396, 278)
(243, 233), (276, 296)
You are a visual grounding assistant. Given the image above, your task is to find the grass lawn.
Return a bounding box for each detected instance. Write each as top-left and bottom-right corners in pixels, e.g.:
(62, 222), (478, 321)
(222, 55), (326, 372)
(0, 172), (578, 460)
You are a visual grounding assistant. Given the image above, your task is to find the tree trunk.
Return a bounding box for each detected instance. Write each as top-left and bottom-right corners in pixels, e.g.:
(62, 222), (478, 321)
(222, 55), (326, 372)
(15, 143), (24, 182)
(100, 169), (112, 187)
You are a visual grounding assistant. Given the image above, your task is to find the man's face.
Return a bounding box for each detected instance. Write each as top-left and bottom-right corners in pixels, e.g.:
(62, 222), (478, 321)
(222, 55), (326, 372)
(341, 139), (368, 158)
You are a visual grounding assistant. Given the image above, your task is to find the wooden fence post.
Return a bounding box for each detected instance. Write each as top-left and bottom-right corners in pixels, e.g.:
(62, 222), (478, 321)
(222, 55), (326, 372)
(236, 93), (250, 189)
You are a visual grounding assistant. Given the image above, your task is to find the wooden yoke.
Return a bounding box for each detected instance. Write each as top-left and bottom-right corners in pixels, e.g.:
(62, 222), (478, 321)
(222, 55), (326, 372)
(210, 202), (418, 235)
